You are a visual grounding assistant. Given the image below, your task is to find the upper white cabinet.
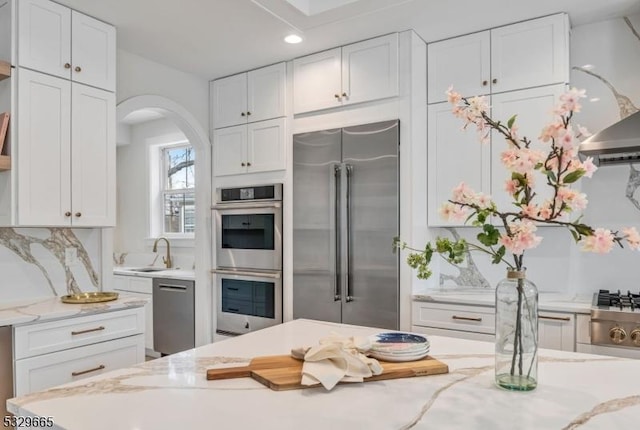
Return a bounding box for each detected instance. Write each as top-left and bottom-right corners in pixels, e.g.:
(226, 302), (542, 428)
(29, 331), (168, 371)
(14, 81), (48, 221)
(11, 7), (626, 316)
(293, 33), (399, 114)
(211, 62), (286, 129)
(428, 14), (568, 103)
(18, 0), (116, 91)
(214, 118), (286, 176)
(17, 68), (115, 226)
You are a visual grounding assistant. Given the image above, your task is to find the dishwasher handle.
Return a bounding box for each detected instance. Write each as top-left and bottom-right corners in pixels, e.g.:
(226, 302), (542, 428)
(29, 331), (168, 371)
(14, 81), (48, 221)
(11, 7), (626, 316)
(158, 284), (189, 292)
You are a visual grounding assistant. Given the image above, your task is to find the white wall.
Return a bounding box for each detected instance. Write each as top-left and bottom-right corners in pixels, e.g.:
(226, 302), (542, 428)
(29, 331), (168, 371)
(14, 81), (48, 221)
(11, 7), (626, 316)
(116, 49), (209, 135)
(115, 117), (196, 268)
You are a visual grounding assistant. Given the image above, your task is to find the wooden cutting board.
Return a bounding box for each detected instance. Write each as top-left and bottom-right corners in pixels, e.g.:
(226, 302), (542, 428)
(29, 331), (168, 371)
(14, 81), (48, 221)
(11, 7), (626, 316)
(206, 355), (449, 391)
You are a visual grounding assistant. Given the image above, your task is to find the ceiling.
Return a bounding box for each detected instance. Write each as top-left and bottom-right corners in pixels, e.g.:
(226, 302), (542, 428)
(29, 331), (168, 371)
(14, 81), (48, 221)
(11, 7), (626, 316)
(57, 0), (640, 81)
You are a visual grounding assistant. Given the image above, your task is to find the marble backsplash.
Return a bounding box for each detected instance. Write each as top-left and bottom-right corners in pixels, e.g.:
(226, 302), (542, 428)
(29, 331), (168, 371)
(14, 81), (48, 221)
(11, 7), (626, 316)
(0, 228), (101, 302)
(419, 13), (640, 295)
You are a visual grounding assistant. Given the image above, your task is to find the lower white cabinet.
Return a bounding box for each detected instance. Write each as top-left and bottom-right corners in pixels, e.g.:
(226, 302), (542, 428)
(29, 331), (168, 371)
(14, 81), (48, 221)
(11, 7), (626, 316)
(113, 275), (155, 354)
(538, 311), (576, 352)
(13, 307), (145, 396)
(14, 334), (143, 396)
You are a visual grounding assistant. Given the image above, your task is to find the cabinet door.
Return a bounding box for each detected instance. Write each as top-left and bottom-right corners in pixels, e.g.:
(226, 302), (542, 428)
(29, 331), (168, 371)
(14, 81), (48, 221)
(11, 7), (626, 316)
(213, 125), (247, 176)
(293, 47), (341, 114)
(17, 69), (71, 226)
(71, 83), (116, 227)
(71, 11), (116, 92)
(212, 73), (247, 129)
(428, 31), (490, 104)
(18, 0), (71, 80)
(490, 85), (565, 213)
(342, 33), (399, 106)
(247, 118), (285, 174)
(538, 312), (575, 351)
(491, 14), (569, 94)
(427, 102), (490, 226)
(247, 62), (286, 123)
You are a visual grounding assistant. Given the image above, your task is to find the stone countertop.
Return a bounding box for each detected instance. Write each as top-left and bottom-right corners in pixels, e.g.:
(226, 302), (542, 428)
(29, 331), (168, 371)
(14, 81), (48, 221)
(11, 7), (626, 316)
(0, 294), (148, 327)
(413, 290), (593, 314)
(7, 319), (639, 430)
(113, 267), (196, 280)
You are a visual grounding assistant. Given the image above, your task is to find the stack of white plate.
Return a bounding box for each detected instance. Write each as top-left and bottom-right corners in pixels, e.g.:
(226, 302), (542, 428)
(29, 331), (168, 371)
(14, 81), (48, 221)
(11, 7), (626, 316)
(368, 332), (430, 362)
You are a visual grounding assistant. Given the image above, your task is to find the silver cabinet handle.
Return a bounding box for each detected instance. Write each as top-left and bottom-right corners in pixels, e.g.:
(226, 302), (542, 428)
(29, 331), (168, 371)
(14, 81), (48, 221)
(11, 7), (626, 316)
(71, 326), (105, 336)
(451, 315), (482, 322)
(539, 315), (571, 322)
(211, 201), (282, 210)
(72, 364), (105, 377)
(159, 285), (187, 292)
(211, 268), (281, 279)
(345, 164), (353, 303)
(334, 164), (342, 301)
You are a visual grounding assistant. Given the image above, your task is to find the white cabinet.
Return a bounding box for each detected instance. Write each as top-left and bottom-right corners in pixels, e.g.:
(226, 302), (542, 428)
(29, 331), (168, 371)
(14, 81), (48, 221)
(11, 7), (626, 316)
(538, 311), (576, 352)
(18, 0), (116, 91)
(13, 307), (145, 396)
(489, 85), (565, 213)
(293, 33), (398, 114)
(428, 14), (568, 103)
(113, 275), (154, 354)
(213, 118), (286, 176)
(412, 301), (496, 340)
(17, 68), (115, 226)
(427, 102), (490, 226)
(211, 62), (286, 129)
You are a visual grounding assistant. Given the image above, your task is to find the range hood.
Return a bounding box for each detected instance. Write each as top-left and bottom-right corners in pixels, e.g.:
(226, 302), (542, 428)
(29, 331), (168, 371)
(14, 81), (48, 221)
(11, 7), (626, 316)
(579, 111), (640, 166)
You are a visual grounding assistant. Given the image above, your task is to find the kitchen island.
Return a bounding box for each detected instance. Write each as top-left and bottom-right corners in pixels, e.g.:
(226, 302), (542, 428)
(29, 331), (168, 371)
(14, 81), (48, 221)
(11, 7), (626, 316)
(7, 319), (639, 429)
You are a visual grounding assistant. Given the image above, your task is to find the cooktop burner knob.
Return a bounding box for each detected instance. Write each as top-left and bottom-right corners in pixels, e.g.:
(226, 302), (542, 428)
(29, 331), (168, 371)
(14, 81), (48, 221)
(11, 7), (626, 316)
(630, 329), (640, 346)
(609, 326), (627, 344)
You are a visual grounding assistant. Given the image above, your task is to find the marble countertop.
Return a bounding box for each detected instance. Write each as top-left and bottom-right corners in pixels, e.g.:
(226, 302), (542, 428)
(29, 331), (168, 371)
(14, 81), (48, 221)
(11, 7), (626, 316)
(413, 290), (593, 314)
(0, 294), (148, 327)
(113, 266), (195, 280)
(8, 319), (639, 429)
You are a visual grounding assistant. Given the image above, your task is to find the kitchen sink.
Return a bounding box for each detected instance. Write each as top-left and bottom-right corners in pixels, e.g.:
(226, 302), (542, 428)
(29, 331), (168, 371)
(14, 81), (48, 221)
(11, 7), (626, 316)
(122, 267), (167, 273)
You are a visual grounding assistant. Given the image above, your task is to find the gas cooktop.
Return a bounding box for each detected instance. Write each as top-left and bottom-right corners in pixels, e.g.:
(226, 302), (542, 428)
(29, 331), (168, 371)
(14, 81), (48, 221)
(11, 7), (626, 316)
(593, 289), (640, 312)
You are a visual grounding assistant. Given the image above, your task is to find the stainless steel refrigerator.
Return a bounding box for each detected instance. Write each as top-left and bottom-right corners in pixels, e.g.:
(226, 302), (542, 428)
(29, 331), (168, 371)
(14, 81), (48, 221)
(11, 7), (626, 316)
(293, 120), (399, 330)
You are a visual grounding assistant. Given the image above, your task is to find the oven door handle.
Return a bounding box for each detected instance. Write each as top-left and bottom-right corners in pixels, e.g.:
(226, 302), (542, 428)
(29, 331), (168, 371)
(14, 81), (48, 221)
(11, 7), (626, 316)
(211, 202), (282, 210)
(211, 268), (281, 279)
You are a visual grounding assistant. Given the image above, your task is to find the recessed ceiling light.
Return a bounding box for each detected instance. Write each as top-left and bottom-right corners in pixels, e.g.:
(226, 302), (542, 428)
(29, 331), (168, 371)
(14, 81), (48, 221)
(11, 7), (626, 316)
(284, 34), (303, 44)
(590, 97), (600, 102)
(581, 64), (595, 70)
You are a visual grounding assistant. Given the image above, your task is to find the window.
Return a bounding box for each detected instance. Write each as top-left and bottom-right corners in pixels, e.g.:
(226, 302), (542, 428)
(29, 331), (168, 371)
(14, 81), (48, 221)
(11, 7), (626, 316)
(161, 144), (195, 235)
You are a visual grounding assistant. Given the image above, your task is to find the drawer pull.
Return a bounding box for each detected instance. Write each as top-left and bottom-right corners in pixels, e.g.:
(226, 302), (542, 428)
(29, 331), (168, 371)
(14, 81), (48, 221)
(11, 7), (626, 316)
(539, 315), (571, 322)
(71, 326), (105, 336)
(72, 364), (105, 377)
(451, 315), (482, 322)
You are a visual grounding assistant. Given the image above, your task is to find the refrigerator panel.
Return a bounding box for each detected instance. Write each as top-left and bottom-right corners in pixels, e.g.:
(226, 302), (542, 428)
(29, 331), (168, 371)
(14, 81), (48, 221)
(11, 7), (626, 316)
(292, 129), (343, 323)
(341, 120), (399, 329)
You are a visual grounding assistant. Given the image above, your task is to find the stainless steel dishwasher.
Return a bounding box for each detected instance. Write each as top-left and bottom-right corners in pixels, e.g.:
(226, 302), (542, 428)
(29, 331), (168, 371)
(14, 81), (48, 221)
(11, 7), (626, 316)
(153, 278), (195, 355)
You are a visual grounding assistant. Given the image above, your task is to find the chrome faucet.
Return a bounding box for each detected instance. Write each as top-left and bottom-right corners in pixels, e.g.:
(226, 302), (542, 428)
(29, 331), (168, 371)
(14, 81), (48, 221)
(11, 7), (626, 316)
(152, 237), (172, 269)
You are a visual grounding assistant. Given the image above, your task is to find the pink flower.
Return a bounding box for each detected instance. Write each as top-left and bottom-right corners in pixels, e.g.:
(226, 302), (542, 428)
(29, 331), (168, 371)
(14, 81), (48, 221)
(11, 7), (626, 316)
(539, 121), (564, 143)
(556, 187), (588, 211)
(439, 202), (469, 222)
(580, 157), (598, 178)
(521, 203), (539, 219)
(499, 220), (543, 255)
(557, 127), (575, 151)
(622, 227), (640, 250)
(580, 228), (615, 254)
(576, 125), (592, 138)
(558, 88), (586, 113)
(504, 179), (519, 195)
(446, 86), (462, 105)
(473, 192), (494, 210)
(538, 201), (553, 220)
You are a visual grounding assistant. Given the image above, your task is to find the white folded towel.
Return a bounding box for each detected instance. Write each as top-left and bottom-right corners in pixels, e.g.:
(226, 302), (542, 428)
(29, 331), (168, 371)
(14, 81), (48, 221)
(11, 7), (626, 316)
(291, 333), (383, 390)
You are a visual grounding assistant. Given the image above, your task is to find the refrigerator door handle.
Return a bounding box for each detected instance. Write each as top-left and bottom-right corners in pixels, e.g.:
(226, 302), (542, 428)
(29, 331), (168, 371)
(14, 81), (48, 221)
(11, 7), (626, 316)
(345, 164), (354, 303)
(334, 164), (342, 301)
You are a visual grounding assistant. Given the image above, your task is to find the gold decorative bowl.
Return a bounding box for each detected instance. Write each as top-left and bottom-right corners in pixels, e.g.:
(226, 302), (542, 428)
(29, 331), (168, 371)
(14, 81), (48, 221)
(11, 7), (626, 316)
(60, 292), (119, 304)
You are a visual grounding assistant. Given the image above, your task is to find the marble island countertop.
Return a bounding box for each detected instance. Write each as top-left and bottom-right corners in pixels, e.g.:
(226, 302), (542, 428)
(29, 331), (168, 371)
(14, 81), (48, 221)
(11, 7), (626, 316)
(8, 319), (640, 429)
(0, 294), (148, 327)
(414, 289), (594, 314)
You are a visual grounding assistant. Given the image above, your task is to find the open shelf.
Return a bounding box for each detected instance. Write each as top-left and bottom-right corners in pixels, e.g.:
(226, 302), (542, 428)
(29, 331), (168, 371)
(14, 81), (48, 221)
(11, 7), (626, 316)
(0, 61), (10, 82)
(0, 155), (10, 171)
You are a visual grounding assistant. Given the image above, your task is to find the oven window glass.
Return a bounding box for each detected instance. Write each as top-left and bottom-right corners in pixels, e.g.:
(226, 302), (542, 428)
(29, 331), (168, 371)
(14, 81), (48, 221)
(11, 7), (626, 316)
(221, 279), (275, 318)
(221, 214), (275, 250)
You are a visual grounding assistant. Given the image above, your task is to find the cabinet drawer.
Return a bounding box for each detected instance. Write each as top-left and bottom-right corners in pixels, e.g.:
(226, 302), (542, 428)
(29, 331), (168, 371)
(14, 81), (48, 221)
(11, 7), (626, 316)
(14, 334), (144, 396)
(412, 302), (495, 334)
(113, 276), (153, 294)
(14, 307), (144, 359)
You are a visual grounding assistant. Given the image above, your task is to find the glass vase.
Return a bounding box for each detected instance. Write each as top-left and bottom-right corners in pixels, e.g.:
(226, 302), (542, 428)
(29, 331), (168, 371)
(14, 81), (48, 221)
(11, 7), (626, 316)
(495, 269), (538, 391)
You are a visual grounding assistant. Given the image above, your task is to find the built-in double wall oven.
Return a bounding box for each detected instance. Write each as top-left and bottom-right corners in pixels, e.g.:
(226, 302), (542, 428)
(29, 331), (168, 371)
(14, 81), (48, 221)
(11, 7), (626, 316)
(212, 184), (283, 335)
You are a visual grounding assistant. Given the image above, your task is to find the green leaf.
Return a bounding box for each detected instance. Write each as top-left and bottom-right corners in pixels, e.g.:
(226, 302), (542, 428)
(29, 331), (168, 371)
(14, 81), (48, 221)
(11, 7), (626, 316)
(544, 170), (557, 182)
(570, 229), (580, 243)
(574, 224), (594, 236)
(562, 169), (586, 184)
(491, 246), (506, 264)
(477, 224), (500, 247)
(507, 115), (517, 129)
